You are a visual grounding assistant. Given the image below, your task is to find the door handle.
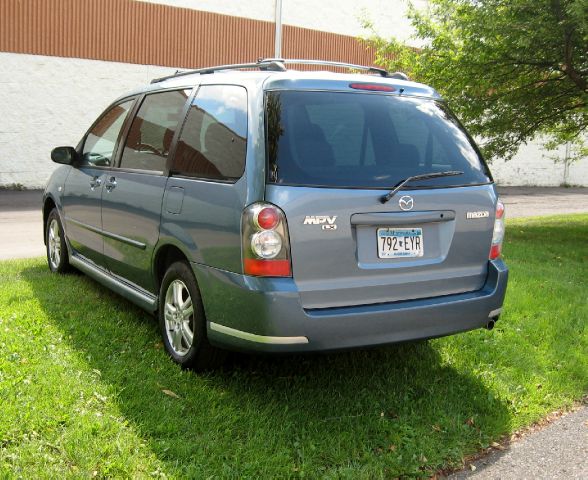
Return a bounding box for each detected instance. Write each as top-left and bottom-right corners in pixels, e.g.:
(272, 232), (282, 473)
(89, 176), (102, 189)
(105, 176), (117, 192)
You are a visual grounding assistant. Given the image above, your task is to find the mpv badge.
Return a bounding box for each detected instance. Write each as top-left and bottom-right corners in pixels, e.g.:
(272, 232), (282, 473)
(303, 215), (338, 230)
(398, 196), (414, 211)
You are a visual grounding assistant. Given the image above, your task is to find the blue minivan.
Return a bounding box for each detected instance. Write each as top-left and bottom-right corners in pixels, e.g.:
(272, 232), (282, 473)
(44, 59), (508, 370)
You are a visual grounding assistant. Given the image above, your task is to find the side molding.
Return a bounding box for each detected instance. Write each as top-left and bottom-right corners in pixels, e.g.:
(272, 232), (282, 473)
(66, 216), (146, 250)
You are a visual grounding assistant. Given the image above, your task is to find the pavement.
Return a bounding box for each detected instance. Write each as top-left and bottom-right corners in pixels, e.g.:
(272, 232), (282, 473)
(0, 189), (44, 260)
(0, 186), (587, 478)
(448, 406), (588, 479)
(496, 186), (588, 218)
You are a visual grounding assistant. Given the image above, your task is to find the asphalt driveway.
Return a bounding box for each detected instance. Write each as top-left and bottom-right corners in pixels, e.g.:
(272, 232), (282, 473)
(0, 189), (45, 260)
(497, 186), (588, 218)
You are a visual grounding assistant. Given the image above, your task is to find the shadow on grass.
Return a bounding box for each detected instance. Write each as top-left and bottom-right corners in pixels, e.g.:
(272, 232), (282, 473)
(21, 263), (511, 477)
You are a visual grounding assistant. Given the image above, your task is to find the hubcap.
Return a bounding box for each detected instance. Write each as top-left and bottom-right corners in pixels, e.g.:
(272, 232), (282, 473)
(48, 219), (61, 269)
(164, 279), (195, 356)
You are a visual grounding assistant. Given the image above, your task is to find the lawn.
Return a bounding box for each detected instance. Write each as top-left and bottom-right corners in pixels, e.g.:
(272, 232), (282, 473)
(0, 214), (586, 478)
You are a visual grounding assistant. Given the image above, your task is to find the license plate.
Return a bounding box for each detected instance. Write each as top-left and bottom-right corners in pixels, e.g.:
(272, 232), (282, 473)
(377, 227), (424, 258)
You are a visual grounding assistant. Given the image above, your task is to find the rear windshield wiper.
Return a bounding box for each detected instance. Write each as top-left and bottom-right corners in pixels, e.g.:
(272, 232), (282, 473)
(381, 170), (464, 204)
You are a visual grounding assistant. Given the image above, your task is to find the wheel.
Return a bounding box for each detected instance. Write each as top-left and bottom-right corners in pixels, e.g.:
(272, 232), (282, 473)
(159, 261), (226, 370)
(46, 209), (70, 273)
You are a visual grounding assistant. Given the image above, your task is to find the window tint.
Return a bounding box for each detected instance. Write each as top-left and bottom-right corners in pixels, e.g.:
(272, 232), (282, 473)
(172, 85), (247, 181)
(305, 103), (376, 166)
(119, 89), (191, 172)
(266, 91), (491, 189)
(82, 100), (134, 166)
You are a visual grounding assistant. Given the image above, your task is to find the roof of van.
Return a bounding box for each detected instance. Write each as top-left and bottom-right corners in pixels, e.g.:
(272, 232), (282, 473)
(116, 66), (441, 102)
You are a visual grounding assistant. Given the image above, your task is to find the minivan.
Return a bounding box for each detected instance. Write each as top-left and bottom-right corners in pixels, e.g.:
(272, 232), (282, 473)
(43, 58), (508, 370)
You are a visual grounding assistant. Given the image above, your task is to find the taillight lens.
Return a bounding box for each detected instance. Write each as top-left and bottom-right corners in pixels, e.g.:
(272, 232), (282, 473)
(251, 230), (282, 258)
(242, 203), (292, 277)
(489, 200), (505, 260)
(256, 207), (280, 230)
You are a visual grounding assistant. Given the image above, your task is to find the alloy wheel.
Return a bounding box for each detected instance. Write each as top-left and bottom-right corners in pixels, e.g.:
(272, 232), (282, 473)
(163, 279), (195, 356)
(48, 218), (61, 269)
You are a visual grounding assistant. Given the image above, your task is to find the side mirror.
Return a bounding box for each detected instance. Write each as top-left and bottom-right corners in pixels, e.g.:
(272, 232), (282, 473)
(51, 146), (78, 165)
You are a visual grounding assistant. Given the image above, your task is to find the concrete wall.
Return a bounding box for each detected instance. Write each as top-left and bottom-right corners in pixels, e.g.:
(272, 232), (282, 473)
(490, 140), (588, 187)
(0, 52), (175, 188)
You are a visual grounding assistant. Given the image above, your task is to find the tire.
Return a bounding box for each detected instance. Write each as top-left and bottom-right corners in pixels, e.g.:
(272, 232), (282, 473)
(46, 208), (71, 274)
(158, 261), (226, 371)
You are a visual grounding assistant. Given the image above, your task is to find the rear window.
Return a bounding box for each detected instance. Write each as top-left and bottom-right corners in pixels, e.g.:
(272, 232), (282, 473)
(265, 91), (491, 189)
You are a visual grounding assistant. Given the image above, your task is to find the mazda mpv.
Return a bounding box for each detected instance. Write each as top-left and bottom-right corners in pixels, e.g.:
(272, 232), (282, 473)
(44, 59), (508, 370)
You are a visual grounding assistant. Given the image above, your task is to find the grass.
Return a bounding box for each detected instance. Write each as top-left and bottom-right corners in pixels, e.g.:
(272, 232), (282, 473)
(0, 214), (586, 478)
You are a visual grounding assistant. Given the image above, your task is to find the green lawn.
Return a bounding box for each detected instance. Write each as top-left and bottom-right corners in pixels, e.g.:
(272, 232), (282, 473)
(0, 214), (586, 478)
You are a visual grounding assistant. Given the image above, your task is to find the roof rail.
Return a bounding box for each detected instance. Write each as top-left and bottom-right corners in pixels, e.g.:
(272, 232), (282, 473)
(150, 58), (408, 83)
(150, 59), (287, 84)
(260, 58), (391, 77)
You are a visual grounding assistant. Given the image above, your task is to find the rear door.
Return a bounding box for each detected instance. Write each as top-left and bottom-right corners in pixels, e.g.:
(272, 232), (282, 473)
(101, 89), (191, 292)
(264, 90), (497, 309)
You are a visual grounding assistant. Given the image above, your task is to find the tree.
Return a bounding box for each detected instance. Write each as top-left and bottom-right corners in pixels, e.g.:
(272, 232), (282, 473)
(362, 0), (588, 161)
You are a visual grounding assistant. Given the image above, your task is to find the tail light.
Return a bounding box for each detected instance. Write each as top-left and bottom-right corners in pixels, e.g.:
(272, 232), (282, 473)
(489, 201), (505, 260)
(349, 83), (396, 92)
(242, 203), (292, 277)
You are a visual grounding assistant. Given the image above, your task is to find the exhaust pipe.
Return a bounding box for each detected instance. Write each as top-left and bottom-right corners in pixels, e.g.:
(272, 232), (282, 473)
(486, 309), (501, 330)
(486, 319), (496, 330)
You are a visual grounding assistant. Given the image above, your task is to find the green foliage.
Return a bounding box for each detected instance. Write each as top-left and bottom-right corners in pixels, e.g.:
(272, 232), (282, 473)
(362, 0), (588, 161)
(0, 214), (587, 477)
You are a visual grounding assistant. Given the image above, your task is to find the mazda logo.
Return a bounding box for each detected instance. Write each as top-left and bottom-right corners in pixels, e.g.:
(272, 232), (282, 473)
(398, 195), (414, 211)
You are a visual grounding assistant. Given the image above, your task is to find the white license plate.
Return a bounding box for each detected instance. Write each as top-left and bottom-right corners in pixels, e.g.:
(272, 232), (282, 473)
(377, 227), (424, 258)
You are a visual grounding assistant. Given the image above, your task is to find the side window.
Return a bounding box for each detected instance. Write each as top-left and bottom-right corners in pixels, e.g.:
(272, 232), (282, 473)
(82, 100), (134, 166)
(119, 89), (191, 172)
(172, 85), (247, 181)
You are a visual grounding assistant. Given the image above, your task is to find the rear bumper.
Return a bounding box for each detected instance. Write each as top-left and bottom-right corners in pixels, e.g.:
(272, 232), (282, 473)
(193, 259), (508, 353)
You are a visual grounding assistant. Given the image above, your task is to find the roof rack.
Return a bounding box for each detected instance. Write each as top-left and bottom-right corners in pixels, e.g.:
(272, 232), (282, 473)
(151, 59), (286, 83)
(151, 58), (408, 84)
(261, 58), (389, 77)
(263, 59), (410, 80)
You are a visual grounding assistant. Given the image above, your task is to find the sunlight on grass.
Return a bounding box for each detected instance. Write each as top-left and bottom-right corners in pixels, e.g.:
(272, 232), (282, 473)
(0, 214), (586, 478)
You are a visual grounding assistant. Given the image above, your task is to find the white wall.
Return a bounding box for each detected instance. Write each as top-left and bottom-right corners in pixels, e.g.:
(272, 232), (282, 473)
(0, 53), (176, 188)
(489, 140), (588, 187)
